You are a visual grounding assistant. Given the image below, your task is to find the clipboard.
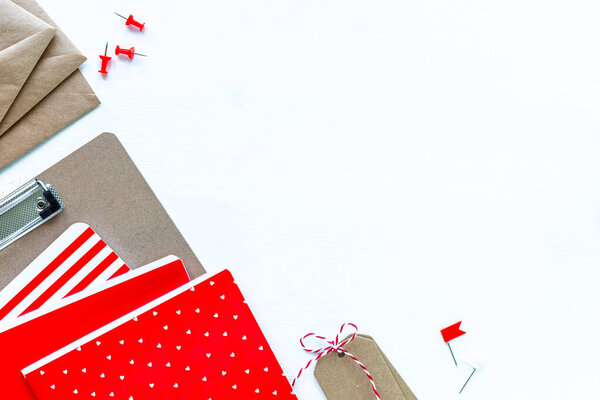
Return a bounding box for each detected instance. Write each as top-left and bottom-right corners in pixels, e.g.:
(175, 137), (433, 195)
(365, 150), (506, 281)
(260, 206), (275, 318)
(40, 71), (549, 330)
(0, 132), (204, 290)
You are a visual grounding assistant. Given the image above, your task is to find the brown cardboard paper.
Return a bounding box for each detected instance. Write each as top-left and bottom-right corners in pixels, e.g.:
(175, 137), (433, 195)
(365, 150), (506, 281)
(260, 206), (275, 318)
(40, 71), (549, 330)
(0, 0), (55, 123)
(315, 334), (417, 400)
(0, 0), (99, 170)
(362, 335), (418, 400)
(0, 133), (205, 290)
(0, 0), (87, 135)
(0, 70), (99, 169)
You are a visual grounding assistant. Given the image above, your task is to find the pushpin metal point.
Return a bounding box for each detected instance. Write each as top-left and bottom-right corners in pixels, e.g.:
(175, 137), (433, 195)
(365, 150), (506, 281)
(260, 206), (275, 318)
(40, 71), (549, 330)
(115, 12), (145, 31)
(115, 45), (147, 60)
(98, 42), (111, 74)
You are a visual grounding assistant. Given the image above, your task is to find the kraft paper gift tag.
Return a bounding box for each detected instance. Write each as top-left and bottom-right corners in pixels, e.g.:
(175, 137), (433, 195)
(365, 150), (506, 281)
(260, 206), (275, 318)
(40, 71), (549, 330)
(0, 0), (87, 136)
(0, 0), (55, 124)
(315, 334), (418, 400)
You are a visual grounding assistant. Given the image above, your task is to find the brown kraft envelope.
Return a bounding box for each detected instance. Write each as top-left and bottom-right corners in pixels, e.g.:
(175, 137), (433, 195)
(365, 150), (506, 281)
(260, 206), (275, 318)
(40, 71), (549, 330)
(0, 70), (99, 170)
(0, 0), (55, 123)
(0, 133), (205, 290)
(315, 334), (418, 400)
(0, 0), (99, 170)
(0, 0), (87, 135)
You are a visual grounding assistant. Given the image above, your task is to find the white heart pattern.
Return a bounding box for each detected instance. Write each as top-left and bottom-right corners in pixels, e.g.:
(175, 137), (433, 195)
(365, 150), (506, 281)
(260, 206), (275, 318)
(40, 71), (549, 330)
(23, 270), (296, 400)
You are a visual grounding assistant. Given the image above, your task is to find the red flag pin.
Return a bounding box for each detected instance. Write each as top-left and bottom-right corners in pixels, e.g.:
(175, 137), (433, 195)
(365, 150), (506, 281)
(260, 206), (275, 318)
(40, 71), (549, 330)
(98, 42), (111, 74)
(115, 46), (147, 60)
(440, 321), (466, 366)
(114, 12), (145, 31)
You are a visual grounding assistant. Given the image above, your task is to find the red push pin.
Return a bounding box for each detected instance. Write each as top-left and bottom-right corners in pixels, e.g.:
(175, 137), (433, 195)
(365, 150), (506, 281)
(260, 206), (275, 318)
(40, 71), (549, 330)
(98, 42), (111, 74)
(115, 45), (147, 60)
(114, 12), (145, 31)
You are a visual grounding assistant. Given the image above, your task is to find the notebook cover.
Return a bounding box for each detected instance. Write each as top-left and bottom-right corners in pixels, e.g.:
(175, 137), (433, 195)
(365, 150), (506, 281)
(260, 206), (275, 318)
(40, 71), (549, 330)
(23, 270), (297, 400)
(0, 256), (190, 399)
(0, 223), (129, 325)
(0, 132), (205, 290)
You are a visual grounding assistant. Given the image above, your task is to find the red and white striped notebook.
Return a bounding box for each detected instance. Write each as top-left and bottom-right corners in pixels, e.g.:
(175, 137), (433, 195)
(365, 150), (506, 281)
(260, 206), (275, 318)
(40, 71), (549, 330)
(0, 223), (130, 324)
(0, 256), (190, 400)
(23, 270), (297, 400)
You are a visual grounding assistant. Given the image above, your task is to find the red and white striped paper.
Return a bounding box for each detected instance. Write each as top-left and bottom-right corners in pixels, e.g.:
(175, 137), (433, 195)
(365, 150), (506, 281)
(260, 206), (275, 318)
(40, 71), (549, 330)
(0, 223), (130, 324)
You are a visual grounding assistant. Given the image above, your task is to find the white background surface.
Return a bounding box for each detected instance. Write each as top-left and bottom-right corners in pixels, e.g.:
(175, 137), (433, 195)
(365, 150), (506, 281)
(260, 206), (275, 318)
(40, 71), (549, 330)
(2, 0), (600, 398)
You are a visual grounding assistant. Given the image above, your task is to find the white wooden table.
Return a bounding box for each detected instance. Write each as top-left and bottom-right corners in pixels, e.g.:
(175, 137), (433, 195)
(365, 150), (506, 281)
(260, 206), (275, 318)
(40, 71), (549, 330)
(2, 1), (599, 398)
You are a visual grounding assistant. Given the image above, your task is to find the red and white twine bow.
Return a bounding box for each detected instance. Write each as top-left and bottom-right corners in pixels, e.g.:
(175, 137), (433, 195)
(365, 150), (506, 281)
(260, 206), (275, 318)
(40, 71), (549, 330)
(292, 323), (381, 399)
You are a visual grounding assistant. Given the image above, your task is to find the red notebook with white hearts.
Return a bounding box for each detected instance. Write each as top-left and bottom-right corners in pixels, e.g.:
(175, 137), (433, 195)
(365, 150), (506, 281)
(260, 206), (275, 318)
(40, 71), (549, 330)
(0, 256), (190, 399)
(23, 270), (298, 400)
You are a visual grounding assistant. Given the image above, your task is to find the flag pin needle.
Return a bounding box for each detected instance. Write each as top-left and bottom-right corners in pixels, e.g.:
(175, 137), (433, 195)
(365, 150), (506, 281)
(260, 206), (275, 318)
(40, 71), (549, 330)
(447, 342), (457, 366)
(459, 367), (476, 394)
(440, 321), (466, 367)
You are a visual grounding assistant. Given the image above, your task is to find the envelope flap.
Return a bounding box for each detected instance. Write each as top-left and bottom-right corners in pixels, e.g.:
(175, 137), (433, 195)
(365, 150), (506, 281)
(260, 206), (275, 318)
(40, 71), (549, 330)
(0, 0), (51, 49)
(0, 52), (86, 135)
(11, 0), (81, 55)
(0, 27), (55, 122)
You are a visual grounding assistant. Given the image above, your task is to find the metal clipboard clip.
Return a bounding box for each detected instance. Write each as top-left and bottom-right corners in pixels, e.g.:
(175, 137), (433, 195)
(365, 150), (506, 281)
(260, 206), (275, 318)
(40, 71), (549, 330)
(0, 179), (65, 251)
